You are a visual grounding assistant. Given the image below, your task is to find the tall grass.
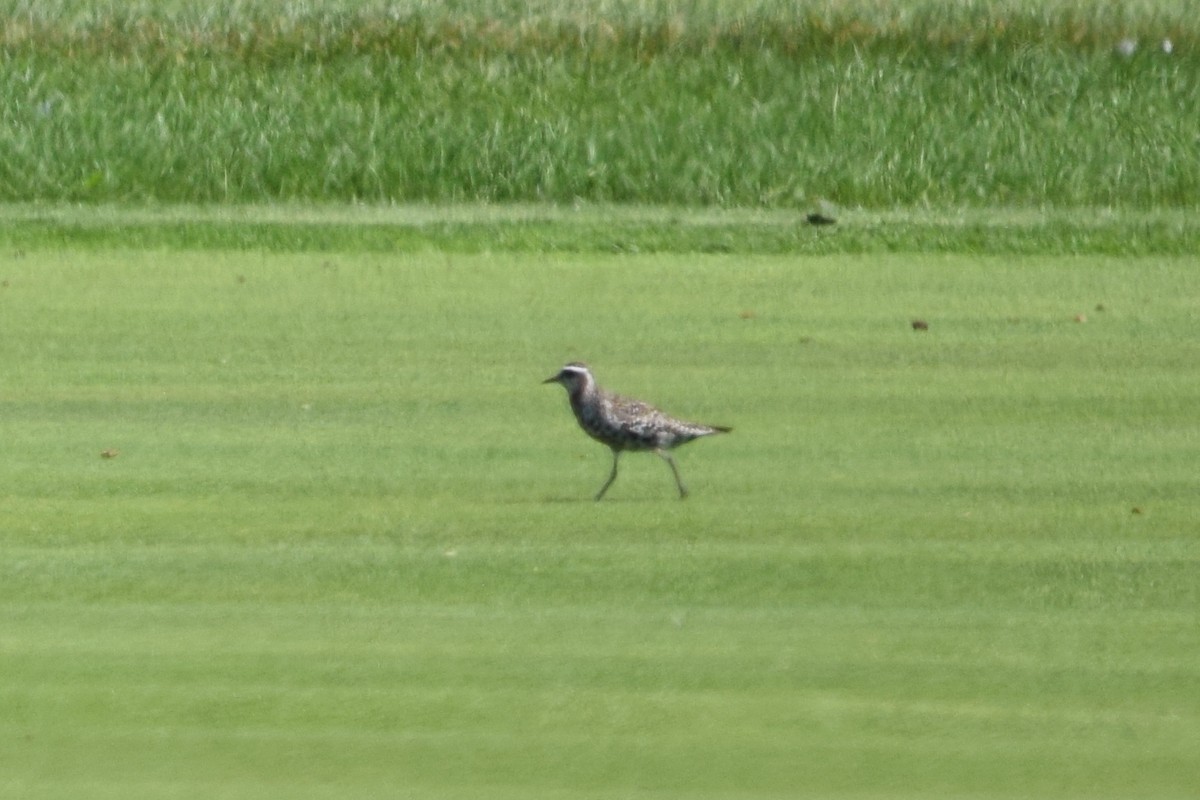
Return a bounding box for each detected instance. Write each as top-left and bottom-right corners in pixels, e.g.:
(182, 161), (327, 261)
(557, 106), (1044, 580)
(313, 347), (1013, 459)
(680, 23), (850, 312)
(1, 0), (1196, 207)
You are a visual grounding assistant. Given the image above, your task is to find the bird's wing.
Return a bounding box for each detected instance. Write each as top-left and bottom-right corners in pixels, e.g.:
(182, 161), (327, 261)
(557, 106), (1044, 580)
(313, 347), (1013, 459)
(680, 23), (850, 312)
(607, 395), (667, 436)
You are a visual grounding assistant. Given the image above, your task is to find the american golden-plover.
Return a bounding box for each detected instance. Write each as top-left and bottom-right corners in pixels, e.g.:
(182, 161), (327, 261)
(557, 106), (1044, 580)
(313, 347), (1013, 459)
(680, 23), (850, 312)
(543, 362), (730, 500)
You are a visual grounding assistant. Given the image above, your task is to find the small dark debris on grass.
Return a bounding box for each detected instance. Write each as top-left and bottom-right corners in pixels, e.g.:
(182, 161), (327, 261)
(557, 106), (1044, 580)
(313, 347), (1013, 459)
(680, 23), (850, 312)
(1095, 303), (1106, 312)
(806, 212), (837, 226)
(1132, 506), (1143, 515)
(739, 309), (756, 320)
(100, 448), (120, 459)
(911, 319), (929, 331)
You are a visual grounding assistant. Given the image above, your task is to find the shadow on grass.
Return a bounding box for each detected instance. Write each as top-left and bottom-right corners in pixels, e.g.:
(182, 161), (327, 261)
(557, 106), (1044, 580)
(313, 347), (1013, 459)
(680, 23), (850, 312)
(506, 494), (680, 504)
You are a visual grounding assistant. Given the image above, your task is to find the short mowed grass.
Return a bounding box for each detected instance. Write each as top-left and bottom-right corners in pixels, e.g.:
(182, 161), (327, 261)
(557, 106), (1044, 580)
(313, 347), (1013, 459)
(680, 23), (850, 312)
(3, 1), (1197, 795)
(2, 219), (1197, 798)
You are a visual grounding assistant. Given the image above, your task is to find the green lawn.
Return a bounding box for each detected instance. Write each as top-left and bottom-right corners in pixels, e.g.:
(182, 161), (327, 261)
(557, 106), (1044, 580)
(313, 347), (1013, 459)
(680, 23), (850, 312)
(1, 220), (1197, 798)
(2, 3), (1196, 794)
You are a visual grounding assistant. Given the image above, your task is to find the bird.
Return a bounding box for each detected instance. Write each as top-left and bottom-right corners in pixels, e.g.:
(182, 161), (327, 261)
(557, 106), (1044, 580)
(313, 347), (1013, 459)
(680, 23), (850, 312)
(543, 362), (730, 500)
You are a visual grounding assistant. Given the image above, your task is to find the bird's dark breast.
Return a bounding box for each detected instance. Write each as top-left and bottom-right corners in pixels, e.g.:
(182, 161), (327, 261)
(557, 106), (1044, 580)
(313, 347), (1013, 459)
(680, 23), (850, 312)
(575, 404), (656, 451)
(603, 427), (659, 451)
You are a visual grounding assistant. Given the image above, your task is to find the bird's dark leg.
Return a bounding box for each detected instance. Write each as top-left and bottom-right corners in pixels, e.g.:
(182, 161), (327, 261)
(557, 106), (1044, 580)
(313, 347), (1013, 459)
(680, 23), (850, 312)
(595, 448), (620, 501)
(656, 449), (688, 499)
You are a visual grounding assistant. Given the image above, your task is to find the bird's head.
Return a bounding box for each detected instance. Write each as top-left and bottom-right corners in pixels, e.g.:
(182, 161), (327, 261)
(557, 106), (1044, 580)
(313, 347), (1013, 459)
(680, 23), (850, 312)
(543, 362), (593, 392)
